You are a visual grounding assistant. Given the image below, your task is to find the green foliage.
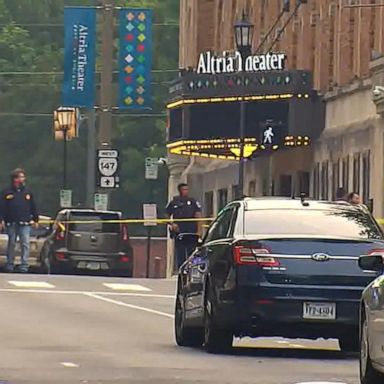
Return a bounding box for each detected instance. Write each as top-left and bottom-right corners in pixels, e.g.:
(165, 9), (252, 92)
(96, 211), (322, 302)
(0, 0), (179, 232)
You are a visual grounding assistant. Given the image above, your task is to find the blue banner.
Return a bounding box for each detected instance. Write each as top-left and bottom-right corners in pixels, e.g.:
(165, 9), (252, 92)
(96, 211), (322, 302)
(119, 9), (153, 109)
(62, 7), (96, 108)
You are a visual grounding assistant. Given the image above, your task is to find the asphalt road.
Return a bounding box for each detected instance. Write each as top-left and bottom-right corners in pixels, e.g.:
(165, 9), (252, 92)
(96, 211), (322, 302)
(0, 273), (359, 384)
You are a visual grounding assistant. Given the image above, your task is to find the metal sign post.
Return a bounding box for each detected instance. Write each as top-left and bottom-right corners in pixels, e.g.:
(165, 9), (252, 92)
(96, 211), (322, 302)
(143, 203), (158, 278)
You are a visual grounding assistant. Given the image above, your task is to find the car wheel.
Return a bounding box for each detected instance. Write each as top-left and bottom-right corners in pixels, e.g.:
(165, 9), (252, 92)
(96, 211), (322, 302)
(174, 294), (204, 347)
(360, 316), (384, 384)
(203, 287), (233, 354)
(339, 334), (359, 352)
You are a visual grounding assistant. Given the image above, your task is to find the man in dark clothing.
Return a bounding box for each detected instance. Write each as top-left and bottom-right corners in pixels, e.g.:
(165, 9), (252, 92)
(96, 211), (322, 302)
(336, 187), (347, 201)
(166, 183), (202, 269)
(0, 169), (39, 273)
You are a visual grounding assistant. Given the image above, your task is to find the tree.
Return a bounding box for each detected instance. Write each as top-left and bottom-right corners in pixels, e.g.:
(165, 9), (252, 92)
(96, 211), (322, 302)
(0, 0), (179, 234)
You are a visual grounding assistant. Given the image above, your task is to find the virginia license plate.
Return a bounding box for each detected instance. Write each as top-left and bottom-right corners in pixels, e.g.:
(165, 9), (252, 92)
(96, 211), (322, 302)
(86, 262), (101, 271)
(303, 302), (336, 320)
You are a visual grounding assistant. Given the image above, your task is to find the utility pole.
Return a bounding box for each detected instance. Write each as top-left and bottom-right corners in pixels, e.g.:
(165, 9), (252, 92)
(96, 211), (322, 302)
(99, 0), (114, 148)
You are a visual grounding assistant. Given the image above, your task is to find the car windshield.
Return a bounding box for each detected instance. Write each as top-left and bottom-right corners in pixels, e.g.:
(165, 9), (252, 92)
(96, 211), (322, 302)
(244, 208), (383, 239)
(68, 212), (120, 233)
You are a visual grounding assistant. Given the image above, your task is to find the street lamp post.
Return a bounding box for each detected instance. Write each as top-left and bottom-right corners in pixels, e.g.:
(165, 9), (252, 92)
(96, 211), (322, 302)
(234, 12), (254, 198)
(56, 107), (76, 189)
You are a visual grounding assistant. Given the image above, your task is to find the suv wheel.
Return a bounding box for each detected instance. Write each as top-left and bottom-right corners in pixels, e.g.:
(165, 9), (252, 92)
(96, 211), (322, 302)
(339, 334), (359, 352)
(360, 317), (384, 384)
(203, 290), (233, 354)
(174, 294), (204, 347)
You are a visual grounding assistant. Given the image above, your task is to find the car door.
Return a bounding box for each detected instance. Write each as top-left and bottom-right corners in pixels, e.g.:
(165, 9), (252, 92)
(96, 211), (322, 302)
(184, 205), (238, 322)
(365, 274), (384, 365)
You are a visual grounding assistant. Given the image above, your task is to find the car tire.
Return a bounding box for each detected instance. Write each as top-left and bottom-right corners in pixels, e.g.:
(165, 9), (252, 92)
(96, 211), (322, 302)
(203, 286), (233, 354)
(339, 334), (359, 352)
(360, 317), (384, 384)
(174, 294), (204, 347)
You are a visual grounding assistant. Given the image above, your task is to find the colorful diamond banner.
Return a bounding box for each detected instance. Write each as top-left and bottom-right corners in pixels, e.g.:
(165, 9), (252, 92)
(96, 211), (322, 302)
(119, 9), (153, 109)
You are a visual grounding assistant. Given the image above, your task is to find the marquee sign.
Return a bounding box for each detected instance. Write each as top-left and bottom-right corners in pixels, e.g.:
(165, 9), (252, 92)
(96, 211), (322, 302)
(197, 51), (286, 75)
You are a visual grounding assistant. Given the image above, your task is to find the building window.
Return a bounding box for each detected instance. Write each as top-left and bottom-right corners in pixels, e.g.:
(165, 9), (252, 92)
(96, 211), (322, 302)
(217, 188), (228, 211)
(353, 154), (360, 194)
(248, 181), (256, 197)
(321, 162), (329, 200)
(362, 151), (371, 205)
(342, 156), (349, 192)
(313, 163), (320, 199)
(204, 191), (214, 218)
(332, 161), (340, 200)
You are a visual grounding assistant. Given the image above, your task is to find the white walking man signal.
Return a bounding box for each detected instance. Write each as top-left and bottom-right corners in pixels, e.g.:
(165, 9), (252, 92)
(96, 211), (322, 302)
(263, 126), (274, 144)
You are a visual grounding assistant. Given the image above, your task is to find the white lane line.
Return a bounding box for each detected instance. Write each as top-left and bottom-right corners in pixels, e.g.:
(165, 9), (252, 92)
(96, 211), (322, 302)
(296, 382), (346, 384)
(84, 292), (174, 319)
(8, 281), (55, 288)
(60, 362), (79, 368)
(103, 283), (151, 292)
(0, 288), (173, 298)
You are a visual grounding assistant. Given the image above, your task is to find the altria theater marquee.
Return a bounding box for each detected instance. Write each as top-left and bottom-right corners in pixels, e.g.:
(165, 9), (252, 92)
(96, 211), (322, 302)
(197, 51), (287, 75)
(166, 50), (324, 161)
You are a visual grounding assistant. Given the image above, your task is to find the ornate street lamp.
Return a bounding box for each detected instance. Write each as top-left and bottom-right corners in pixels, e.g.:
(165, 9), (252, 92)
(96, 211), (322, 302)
(54, 107), (77, 189)
(233, 12), (254, 198)
(234, 11), (254, 58)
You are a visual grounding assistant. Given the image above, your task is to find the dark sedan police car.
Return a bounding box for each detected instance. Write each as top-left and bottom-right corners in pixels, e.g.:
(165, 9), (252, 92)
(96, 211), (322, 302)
(175, 197), (383, 353)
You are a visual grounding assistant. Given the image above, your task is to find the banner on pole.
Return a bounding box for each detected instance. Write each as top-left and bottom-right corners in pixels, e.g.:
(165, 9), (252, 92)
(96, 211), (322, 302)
(119, 9), (153, 109)
(62, 7), (96, 108)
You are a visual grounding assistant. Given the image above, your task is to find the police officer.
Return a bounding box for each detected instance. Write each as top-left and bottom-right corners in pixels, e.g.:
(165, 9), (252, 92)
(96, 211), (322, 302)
(0, 168), (39, 273)
(166, 183), (202, 269)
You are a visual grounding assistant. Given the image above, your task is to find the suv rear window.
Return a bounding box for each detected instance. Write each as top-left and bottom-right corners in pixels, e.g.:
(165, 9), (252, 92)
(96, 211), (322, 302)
(69, 212), (120, 233)
(244, 208), (383, 239)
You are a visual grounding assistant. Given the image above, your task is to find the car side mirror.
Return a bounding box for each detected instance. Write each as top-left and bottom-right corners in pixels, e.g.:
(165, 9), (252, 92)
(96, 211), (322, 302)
(358, 255), (384, 272)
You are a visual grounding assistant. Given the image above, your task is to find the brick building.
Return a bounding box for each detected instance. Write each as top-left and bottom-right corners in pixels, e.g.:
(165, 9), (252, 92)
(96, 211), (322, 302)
(166, 0), (384, 275)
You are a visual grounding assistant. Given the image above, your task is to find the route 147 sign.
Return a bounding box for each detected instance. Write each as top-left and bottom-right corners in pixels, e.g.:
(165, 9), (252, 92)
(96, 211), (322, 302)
(97, 149), (120, 189)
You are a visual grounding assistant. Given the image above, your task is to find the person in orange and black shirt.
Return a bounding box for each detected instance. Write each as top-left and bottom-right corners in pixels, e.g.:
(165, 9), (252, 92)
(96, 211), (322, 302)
(0, 169), (39, 273)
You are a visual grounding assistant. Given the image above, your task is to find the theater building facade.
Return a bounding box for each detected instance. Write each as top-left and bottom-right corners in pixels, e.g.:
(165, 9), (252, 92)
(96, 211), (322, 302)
(166, 0), (384, 273)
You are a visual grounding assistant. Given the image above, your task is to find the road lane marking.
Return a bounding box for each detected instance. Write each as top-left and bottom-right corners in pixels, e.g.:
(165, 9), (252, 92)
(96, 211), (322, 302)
(8, 281), (55, 288)
(0, 288), (173, 298)
(296, 382), (347, 384)
(103, 283), (151, 291)
(60, 362), (79, 368)
(84, 292), (174, 318)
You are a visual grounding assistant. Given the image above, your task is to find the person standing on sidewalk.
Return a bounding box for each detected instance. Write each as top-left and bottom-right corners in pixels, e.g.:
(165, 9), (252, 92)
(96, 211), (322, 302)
(0, 168), (39, 273)
(166, 183), (202, 269)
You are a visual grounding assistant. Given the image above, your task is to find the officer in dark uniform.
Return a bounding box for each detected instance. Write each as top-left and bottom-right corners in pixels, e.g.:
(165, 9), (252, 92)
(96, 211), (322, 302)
(166, 183), (202, 269)
(0, 168), (39, 273)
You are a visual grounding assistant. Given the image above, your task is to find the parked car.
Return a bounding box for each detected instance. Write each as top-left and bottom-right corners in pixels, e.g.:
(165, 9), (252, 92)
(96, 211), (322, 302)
(39, 209), (133, 276)
(358, 254), (384, 384)
(0, 215), (51, 269)
(175, 197), (383, 353)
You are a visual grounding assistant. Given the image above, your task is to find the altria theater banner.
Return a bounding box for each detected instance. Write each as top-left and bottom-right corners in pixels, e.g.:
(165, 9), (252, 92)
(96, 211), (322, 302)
(118, 9), (153, 110)
(197, 51), (287, 75)
(62, 7), (96, 108)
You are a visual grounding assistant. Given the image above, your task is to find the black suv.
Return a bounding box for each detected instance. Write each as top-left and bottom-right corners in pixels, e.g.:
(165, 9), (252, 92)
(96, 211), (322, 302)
(175, 197), (383, 353)
(39, 209), (133, 276)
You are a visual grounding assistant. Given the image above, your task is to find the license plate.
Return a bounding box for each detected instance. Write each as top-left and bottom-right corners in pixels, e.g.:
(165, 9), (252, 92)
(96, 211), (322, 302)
(303, 302), (336, 320)
(86, 262), (101, 271)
